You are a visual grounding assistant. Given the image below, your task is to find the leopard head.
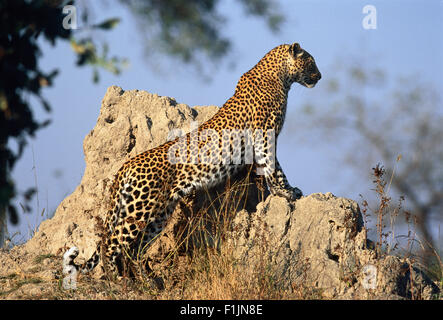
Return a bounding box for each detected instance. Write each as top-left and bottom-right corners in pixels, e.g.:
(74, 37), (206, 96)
(286, 43), (321, 88)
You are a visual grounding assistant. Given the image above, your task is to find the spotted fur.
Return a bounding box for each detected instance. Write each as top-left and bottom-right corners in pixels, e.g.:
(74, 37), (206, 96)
(66, 43), (321, 279)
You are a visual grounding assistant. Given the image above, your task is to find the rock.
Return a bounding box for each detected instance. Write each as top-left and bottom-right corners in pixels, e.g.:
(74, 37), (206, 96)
(228, 193), (440, 299)
(1, 86), (439, 300)
(15, 86), (263, 276)
(21, 86), (222, 261)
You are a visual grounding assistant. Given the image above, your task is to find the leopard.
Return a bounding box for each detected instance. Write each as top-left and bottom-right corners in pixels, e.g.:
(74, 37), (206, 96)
(65, 42), (321, 280)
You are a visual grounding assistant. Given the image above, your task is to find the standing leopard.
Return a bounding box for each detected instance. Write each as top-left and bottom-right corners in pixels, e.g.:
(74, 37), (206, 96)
(65, 42), (321, 279)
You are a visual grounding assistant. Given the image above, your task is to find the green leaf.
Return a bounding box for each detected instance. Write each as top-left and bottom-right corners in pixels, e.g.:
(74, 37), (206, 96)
(94, 18), (121, 30)
(92, 69), (99, 83)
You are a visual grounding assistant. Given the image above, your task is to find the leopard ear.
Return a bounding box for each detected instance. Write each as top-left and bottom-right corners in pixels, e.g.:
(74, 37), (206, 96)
(289, 43), (303, 58)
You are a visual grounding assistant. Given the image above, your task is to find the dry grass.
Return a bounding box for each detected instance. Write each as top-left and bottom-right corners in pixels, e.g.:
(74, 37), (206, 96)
(111, 168), (319, 300)
(360, 162), (442, 298)
(2, 167), (312, 300)
(1, 163), (441, 300)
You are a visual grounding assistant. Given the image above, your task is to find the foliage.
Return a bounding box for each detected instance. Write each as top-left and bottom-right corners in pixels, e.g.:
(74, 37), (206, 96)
(118, 0), (283, 65)
(0, 0), (123, 238)
(0, 0), (68, 228)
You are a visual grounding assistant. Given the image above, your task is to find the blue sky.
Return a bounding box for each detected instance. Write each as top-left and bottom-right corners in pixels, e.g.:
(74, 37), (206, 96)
(7, 0), (443, 244)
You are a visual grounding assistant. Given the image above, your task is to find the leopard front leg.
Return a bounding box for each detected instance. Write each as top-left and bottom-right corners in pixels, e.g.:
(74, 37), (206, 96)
(262, 158), (303, 201)
(254, 136), (302, 201)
